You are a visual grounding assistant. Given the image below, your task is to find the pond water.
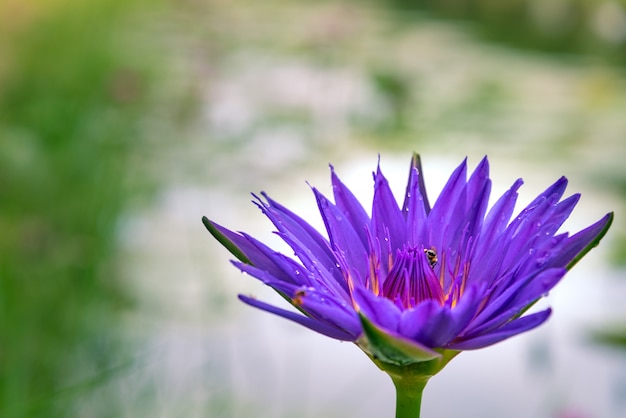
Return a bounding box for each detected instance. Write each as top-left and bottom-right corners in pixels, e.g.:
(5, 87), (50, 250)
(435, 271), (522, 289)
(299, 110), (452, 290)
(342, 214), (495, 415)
(111, 2), (626, 417)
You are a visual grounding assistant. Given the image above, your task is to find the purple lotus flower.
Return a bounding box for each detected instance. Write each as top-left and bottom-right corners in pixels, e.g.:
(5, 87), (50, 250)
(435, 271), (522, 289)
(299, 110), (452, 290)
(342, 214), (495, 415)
(204, 154), (612, 416)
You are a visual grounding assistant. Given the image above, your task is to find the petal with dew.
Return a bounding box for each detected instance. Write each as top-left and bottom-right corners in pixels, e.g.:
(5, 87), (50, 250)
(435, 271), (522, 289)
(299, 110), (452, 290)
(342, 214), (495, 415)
(239, 295), (358, 341)
(402, 153), (431, 215)
(550, 212), (614, 270)
(313, 188), (369, 282)
(448, 309), (552, 350)
(425, 158), (467, 252)
(331, 165), (371, 248)
(371, 164), (406, 253)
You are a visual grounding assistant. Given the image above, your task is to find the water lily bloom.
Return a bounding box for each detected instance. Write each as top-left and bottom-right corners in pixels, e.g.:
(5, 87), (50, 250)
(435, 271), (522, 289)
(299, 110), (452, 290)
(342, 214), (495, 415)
(203, 154), (612, 417)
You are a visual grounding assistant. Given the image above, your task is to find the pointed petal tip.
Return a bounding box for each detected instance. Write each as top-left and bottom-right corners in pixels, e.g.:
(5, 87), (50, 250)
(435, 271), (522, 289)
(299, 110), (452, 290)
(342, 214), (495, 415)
(556, 176), (569, 188)
(476, 155), (490, 170)
(202, 216), (220, 233)
(410, 152), (422, 168)
(202, 218), (253, 265)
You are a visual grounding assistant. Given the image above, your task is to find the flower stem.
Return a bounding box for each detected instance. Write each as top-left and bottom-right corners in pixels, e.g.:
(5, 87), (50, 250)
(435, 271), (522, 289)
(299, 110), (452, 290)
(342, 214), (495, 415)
(392, 374), (429, 418)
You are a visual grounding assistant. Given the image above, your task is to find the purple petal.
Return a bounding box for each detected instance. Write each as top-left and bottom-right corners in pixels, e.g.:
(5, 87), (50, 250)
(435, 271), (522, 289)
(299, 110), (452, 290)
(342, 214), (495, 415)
(277, 231), (350, 298)
(402, 153), (431, 215)
(204, 219), (261, 265)
(466, 268), (564, 336)
(471, 179), (523, 266)
(232, 261), (301, 294)
(542, 193), (580, 235)
(398, 299), (443, 347)
(448, 309), (552, 350)
(331, 166), (371, 249)
(371, 163), (406, 252)
(506, 176), (568, 238)
(352, 287), (402, 332)
(399, 284), (481, 347)
(514, 233), (570, 278)
(313, 188), (369, 283)
(463, 157), (491, 241)
(296, 290), (362, 336)
(239, 295), (358, 341)
(206, 220), (299, 285)
(403, 166), (428, 245)
(547, 212), (614, 269)
(445, 164), (491, 261)
(500, 193), (562, 271)
(257, 192), (335, 261)
(253, 193), (344, 284)
(425, 158), (467, 252)
(526, 176), (569, 210)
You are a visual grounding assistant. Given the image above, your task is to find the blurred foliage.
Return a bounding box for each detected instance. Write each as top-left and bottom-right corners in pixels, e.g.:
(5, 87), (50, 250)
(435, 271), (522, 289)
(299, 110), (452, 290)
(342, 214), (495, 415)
(590, 326), (626, 349)
(0, 0), (163, 415)
(382, 0), (626, 67)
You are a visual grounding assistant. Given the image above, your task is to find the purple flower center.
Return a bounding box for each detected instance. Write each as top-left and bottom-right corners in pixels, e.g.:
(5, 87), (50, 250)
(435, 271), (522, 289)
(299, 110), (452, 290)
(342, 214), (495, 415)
(379, 245), (445, 309)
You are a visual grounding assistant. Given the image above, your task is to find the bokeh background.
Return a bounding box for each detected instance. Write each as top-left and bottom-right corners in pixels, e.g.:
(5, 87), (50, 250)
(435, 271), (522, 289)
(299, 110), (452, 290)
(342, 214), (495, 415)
(1, 0), (626, 416)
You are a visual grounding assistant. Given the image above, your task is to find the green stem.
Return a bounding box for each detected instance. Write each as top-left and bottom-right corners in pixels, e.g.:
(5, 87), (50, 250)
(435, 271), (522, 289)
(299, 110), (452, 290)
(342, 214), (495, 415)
(366, 349), (459, 418)
(392, 374), (429, 418)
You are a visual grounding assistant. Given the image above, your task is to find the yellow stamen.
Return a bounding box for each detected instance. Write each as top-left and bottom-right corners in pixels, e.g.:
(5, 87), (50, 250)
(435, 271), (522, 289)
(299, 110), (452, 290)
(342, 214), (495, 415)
(369, 252), (380, 296)
(293, 289), (306, 306)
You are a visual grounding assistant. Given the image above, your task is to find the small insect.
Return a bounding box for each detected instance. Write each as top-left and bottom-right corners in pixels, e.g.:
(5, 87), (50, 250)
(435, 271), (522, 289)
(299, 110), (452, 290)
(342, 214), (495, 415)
(423, 247), (438, 268)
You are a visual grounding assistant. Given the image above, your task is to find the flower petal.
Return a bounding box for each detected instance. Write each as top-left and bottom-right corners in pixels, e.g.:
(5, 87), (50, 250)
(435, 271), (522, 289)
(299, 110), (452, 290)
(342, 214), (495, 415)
(399, 284), (480, 347)
(204, 218), (298, 285)
(548, 212), (614, 270)
(403, 166), (428, 245)
(202, 217), (254, 264)
(239, 295), (358, 341)
(358, 313), (441, 365)
(296, 289), (362, 336)
(471, 178), (523, 269)
(466, 268), (564, 336)
(425, 158), (467, 252)
(232, 261), (301, 294)
(313, 188), (369, 283)
(448, 309), (552, 350)
(402, 153), (431, 215)
(331, 165), (371, 248)
(352, 286), (402, 332)
(277, 231), (350, 298)
(257, 193), (334, 261)
(371, 163), (406, 253)
(253, 193), (344, 284)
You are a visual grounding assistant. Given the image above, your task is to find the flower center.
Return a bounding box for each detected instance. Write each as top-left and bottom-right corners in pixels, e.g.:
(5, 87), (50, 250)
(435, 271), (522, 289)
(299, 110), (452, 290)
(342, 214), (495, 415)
(380, 245), (444, 309)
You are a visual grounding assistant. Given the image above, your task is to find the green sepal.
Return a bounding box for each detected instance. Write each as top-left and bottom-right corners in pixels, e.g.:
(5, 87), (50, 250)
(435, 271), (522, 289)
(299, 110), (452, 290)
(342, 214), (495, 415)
(566, 211), (613, 271)
(202, 216), (252, 265)
(357, 313), (441, 366)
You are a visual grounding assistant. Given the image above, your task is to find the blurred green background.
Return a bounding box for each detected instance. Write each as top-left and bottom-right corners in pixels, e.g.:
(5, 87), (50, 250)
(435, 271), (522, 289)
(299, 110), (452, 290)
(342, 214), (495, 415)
(1, 0), (625, 417)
